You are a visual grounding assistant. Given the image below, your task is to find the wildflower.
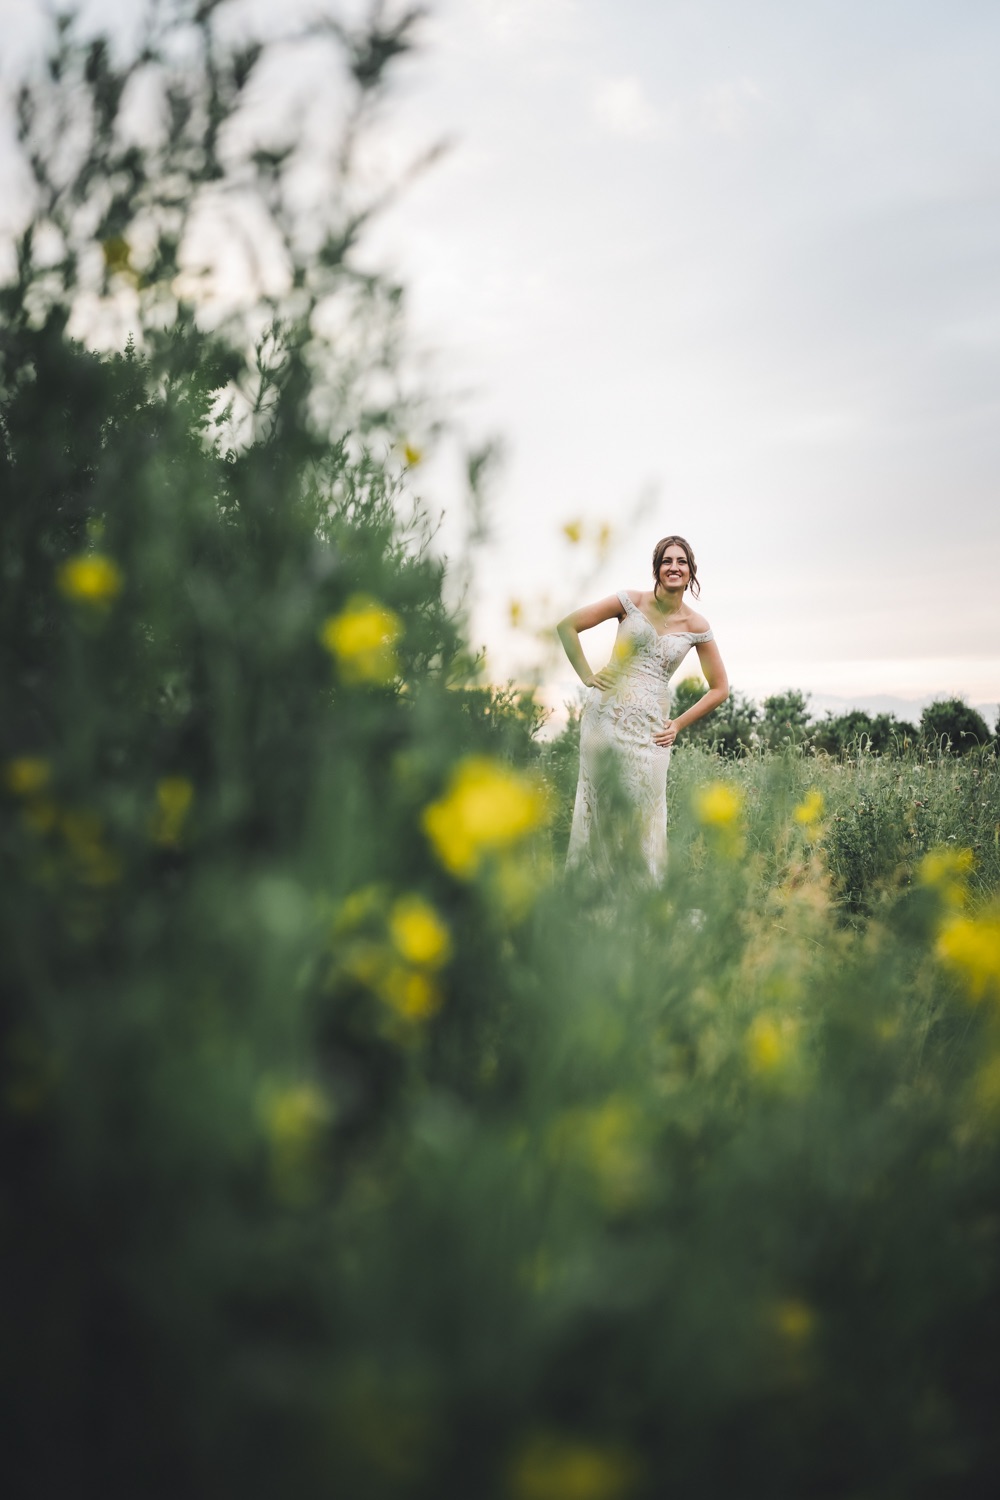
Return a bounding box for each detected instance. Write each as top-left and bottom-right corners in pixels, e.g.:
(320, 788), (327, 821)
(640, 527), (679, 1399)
(793, 789), (825, 827)
(150, 776), (194, 848)
(61, 809), (122, 886)
(561, 520), (583, 545)
(333, 883), (388, 935)
(774, 1298), (815, 1345)
(102, 236), (132, 274)
(423, 756), (549, 879)
(918, 846), (975, 909)
(693, 781), (743, 828)
(378, 964), (443, 1022)
(402, 441), (423, 466)
(389, 894), (452, 969)
(596, 522), (613, 557)
(509, 599), (524, 628)
(509, 1433), (637, 1500)
(262, 1083), (330, 1148)
(320, 594), (403, 685)
(57, 553), (123, 606)
(747, 1013), (797, 1074)
(4, 758), (50, 796)
(935, 911), (1000, 1002)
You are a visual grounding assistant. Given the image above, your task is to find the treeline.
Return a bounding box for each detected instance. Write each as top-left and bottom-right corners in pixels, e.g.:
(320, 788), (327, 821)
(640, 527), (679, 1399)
(669, 681), (997, 757)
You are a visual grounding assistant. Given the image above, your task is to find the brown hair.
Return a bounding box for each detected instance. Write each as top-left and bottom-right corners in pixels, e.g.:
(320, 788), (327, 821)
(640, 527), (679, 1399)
(652, 535), (700, 599)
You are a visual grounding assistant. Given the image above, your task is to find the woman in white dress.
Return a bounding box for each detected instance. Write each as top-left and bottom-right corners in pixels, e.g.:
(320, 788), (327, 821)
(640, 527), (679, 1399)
(556, 536), (729, 881)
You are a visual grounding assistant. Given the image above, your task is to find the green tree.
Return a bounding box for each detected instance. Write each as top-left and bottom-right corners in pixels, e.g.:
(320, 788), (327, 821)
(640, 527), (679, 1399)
(760, 688), (812, 750)
(813, 710), (918, 757)
(921, 697), (992, 754)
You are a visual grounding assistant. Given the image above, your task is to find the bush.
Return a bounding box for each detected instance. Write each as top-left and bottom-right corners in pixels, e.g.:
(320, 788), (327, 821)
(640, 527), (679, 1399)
(921, 697), (993, 754)
(5, 8), (1000, 1500)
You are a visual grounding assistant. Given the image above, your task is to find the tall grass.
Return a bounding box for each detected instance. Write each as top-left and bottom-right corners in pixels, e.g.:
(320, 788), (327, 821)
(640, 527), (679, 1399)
(4, 7), (1000, 1498)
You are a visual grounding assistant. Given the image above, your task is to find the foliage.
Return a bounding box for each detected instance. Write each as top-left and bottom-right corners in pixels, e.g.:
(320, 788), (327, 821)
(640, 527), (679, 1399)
(921, 696), (993, 754)
(5, 8), (1000, 1500)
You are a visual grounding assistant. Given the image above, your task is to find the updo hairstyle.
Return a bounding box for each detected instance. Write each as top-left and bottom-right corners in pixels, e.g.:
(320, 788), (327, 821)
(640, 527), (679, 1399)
(652, 535), (700, 599)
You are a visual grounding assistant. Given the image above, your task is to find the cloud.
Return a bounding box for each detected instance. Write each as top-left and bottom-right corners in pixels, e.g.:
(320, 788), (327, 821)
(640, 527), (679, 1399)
(700, 77), (766, 136)
(592, 75), (662, 139)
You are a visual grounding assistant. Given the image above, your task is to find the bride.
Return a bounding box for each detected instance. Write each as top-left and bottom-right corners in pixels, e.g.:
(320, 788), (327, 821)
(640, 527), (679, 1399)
(556, 535), (729, 881)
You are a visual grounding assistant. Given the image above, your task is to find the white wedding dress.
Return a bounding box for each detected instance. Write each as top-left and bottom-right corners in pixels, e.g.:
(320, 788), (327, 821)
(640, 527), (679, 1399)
(566, 589), (714, 882)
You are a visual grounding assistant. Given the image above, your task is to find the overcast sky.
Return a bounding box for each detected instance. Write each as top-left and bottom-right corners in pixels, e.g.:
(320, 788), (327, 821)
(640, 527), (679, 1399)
(3, 0), (999, 715)
(368, 0), (1000, 715)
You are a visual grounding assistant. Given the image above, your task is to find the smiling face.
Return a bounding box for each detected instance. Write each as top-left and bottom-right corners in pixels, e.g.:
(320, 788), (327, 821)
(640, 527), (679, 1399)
(656, 544), (691, 594)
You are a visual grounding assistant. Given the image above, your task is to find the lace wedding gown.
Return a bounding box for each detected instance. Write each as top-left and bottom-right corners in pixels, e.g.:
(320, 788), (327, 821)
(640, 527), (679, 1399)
(566, 589), (714, 882)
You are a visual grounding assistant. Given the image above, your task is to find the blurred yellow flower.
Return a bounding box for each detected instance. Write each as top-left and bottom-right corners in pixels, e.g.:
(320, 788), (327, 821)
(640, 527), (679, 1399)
(389, 894), (452, 969)
(747, 1013), (797, 1074)
(61, 809), (122, 886)
(320, 595), (403, 685)
(596, 522), (613, 557)
(262, 1083), (330, 1147)
(4, 757), (50, 796)
(422, 756), (550, 878)
(57, 553), (123, 606)
(561, 520), (583, 545)
(102, 235), (133, 274)
(378, 964), (443, 1022)
(793, 789), (825, 827)
(918, 846), (975, 909)
(693, 781), (744, 829)
(509, 599), (524, 628)
(774, 1297), (815, 1344)
(402, 442), (423, 466)
(333, 883), (388, 935)
(150, 776), (194, 847)
(935, 911), (1000, 1002)
(510, 1434), (637, 1500)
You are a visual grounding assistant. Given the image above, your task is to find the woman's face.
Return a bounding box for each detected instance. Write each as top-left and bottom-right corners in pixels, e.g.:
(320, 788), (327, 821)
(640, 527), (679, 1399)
(657, 546), (690, 592)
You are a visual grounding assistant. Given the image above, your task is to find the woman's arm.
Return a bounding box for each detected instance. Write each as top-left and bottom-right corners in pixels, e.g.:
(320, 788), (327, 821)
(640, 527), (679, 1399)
(556, 593), (625, 688)
(654, 637), (729, 747)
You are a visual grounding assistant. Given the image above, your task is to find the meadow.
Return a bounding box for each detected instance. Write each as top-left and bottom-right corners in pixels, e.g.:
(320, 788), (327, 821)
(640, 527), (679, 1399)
(4, 6), (1000, 1497)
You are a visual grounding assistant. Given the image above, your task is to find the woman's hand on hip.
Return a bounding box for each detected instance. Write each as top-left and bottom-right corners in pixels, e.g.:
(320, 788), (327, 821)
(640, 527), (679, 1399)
(587, 667), (617, 690)
(654, 720), (679, 747)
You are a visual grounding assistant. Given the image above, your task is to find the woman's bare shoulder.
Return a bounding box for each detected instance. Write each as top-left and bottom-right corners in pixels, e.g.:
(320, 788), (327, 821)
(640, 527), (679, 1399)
(686, 609), (711, 633)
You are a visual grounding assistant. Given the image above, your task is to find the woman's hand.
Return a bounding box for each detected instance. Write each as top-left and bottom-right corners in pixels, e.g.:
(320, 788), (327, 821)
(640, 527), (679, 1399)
(587, 667), (617, 691)
(654, 719), (680, 748)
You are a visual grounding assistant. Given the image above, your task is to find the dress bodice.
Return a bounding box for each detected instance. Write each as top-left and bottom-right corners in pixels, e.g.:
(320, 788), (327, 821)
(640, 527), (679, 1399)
(612, 589), (714, 687)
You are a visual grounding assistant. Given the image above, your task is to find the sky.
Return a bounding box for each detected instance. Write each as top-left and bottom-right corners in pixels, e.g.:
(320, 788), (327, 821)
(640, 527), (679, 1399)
(3, 0), (999, 720)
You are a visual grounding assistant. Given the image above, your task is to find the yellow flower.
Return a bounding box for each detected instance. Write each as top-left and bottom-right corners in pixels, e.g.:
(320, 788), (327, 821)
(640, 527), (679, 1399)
(596, 522), (613, 557)
(262, 1083), (330, 1147)
(378, 964), (443, 1022)
(693, 781), (744, 829)
(57, 553), (123, 606)
(510, 1434), (637, 1500)
(747, 1013), (798, 1074)
(561, 520), (583, 545)
(4, 758), (50, 796)
(773, 1297), (815, 1345)
(61, 809), (122, 886)
(509, 599), (524, 628)
(389, 894), (452, 969)
(102, 235), (133, 274)
(935, 911), (1000, 1002)
(918, 846), (975, 910)
(150, 776), (194, 848)
(792, 789), (825, 827)
(422, 756), (550, 878)
(320, 594), (403, 685)
(402, 441), (423, 466)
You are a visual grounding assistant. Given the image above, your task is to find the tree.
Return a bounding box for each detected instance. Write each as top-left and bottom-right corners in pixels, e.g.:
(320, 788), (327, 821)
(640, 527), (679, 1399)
(672, 677), (760, 756)
(921, 697), (992, 754)
(760, 689), (811, 750)
(813, 710), (918, 757)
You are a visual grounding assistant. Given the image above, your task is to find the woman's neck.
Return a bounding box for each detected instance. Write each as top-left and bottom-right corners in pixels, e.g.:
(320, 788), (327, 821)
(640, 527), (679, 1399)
(652, 584), (686, 618)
